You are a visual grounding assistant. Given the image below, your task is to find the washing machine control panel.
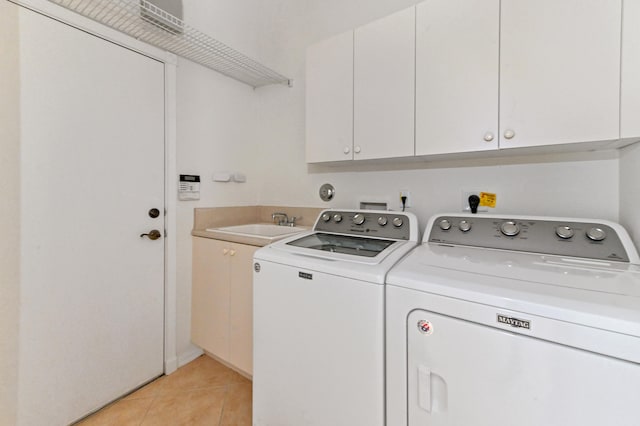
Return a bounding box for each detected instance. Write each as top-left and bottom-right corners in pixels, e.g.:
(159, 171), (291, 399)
(315, 210), (412, 240)
(428, 216), (630, 262)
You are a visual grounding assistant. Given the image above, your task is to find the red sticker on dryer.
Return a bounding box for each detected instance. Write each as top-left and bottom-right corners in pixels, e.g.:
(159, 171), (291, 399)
(417, 320), (433, 335)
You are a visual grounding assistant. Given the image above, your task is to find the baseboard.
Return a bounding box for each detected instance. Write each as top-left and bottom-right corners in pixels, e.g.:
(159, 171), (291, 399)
(177, 347), (204, 368)
(164, 356), (178, 375)
(203, 350), (253, 380)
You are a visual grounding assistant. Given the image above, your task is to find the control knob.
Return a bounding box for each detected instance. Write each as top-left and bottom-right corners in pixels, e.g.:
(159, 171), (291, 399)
(333, 214), (343, 223)
(353, 214), (365, 225)
(392, 217), (403, 228)
(439, 219), (452, 231)
(459, 220), (471, 232)
(377, 216), (388, 226)
(321, 213), (331, 222)
(555, 226), (574, 239)
(500, 221), (520, 237)
(586, 227), (606, 242)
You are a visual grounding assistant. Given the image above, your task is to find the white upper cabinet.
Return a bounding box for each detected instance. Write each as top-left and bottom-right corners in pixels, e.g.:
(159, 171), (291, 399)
(621, 0), (640, 139)
(305, 31), (354, 163)
(415, 0), (500, 156)
(305, 0), (630, 163)
(499, 0), (622, 149)
(354, 7), (415, 160)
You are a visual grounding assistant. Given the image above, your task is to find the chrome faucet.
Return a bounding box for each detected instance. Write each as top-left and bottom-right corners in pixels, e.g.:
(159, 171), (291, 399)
(272, 212), (289, 226)
(272, 212), (301, 227)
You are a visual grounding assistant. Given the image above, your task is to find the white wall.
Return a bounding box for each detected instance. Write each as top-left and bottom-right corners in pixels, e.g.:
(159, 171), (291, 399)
(174, 0), (630, 364)
(174, 1), (264, 363)
(620, 142), (640, 250)
(252, 0), (621, 229)
(0, 3), (20, 423)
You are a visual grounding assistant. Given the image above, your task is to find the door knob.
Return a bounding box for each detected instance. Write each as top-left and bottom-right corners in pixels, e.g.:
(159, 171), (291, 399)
(140, 229), (162, 240)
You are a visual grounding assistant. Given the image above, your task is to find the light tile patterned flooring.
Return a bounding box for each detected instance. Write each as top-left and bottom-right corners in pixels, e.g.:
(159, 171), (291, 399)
(77, 355), (251, 426)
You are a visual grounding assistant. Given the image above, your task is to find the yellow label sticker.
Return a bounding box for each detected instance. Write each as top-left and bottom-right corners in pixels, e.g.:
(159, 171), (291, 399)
(479, 192), (497, 208)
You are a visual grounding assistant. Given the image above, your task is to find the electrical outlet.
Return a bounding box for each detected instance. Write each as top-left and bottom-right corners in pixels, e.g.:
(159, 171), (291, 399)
(399, 190), (411, 209)
(461, 190), (489, 213)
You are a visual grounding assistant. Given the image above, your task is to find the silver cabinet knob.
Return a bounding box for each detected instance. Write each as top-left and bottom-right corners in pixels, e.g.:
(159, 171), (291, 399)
(459, 220), (471, 232)
(439, 219), (452, 231)
(555, 226), (574, 239)
(354, 146), (361, 154)
(353, 213), (365, 225)
(504, 129), (515, 140)
(483, 132), (495, 142)
(586, 227), (606, 242)
(500, 221), (520, 237)
(343, 146), (351, 154)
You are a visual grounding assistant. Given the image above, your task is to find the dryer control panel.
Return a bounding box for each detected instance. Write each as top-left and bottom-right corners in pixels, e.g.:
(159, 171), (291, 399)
(428, 215), (631, 262)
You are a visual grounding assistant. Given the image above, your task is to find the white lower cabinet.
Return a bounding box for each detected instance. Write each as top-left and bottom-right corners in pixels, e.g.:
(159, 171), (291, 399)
(191, 237), (258, 375)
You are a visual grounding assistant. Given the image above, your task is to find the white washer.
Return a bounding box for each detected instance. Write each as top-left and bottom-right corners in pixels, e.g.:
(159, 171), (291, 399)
(253, 209), (418, 426)
(386, 213), (640, 426)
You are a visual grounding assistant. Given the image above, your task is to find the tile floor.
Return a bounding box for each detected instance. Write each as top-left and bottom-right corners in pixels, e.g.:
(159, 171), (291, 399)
(77, 355), (251, 426)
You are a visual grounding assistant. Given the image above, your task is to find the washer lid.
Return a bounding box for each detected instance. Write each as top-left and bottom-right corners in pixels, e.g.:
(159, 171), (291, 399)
(286, 232), (396, 258)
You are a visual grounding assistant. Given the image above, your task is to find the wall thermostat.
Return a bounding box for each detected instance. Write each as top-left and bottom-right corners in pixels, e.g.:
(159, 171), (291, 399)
(179, 174), (200, 201)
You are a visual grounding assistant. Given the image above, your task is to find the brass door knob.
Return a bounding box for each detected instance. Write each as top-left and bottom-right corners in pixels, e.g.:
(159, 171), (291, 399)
(140, 229), (162, 240)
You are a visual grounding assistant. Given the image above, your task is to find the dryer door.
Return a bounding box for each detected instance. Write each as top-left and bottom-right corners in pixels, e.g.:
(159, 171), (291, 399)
(407, 309), (640, 426)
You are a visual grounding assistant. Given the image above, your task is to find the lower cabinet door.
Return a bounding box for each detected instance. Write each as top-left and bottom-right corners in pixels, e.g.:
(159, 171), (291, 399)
(191, 238), (231, 360)
(228, 243), (259, 375)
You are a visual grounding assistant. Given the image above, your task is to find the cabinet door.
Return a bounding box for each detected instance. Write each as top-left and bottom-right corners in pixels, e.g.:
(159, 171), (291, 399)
(306, 31), (354, 163)
(228, 243), (259, 375)
(621, 0), (640, 139)
(500, 0), (621, 149)
(415, 0), (499, 156)
(191, 238), (230, 359)
(354, 6), (415, 160)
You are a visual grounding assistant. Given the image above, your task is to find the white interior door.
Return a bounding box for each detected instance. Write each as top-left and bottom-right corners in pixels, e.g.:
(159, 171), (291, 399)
(18, 7), (165, 425)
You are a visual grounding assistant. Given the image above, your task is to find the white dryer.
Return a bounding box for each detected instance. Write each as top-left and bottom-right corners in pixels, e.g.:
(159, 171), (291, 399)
(253, 209), (418, 426)
(386, 213), (640, 426)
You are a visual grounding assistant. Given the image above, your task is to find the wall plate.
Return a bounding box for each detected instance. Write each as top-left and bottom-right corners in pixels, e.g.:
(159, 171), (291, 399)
(319, 183), (335, 202)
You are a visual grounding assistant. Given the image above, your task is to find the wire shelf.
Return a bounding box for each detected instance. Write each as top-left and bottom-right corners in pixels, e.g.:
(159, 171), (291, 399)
(47, 0), (291, 88)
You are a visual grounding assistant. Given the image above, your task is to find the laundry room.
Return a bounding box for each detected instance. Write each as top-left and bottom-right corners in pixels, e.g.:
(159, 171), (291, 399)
(2, 0), (639, 425)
